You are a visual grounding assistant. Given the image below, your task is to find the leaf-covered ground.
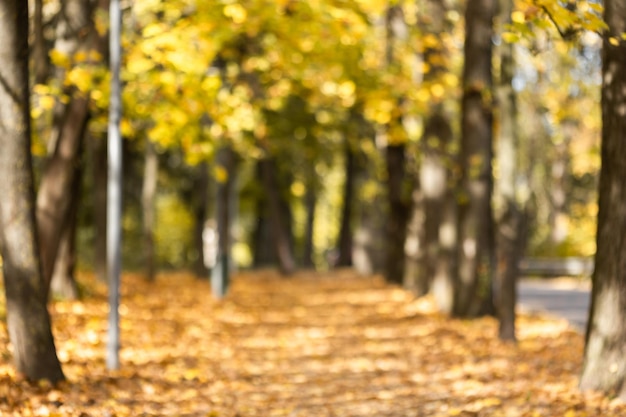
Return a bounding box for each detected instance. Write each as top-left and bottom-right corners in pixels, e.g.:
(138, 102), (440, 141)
(0, 269), (623, 416)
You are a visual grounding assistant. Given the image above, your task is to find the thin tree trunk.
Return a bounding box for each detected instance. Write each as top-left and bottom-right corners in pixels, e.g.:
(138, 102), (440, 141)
(37, 96), (89, 295)
(192, 161), (210, 278)
(50, 159), (82, 300)
(0, 0), (65, 382)
(215, 147), (237, 280)
(91, 0), (109, 282)
(259, 157), (296, 275)
(33, 0), (49, 84)
(579, 0), (626, 399)
(141, 141), (158, 282)
(92, 134), (107, 282)
(302, 184), (316, 269)
(494, 0), (524, 341)
(336, 144), (356, 267)
(36, 0), (92, 294)
(453, 0), (496, 317)
(405, 0), (455, 299)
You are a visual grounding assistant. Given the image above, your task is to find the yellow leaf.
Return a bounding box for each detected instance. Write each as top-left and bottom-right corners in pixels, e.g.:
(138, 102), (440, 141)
(214, 165), (228, 183)
(50, 49), (71, 68)
(39, 95), (56, 110)
(127, 57), (155, 74)
(502, 32), (521, 43)
(609, 37), (620, 46)
(511, 11), (525, 24)
(223, 4), (247, 24)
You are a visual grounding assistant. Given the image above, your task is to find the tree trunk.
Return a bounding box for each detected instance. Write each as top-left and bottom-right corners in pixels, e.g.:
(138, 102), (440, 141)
(258, 157), (296, 275)
(33, 0), (49, 84)
(141, 141), (158, 282)
(579, 0), (626, 399)
(453, 0), (496, 317)
(36, 0), (92, 294)
(253, 196), (276, 267)
(302, 184), (316, 269)
(0, 0), (65, 382)
(49, 160), (82, 301)
(91, 134), (108, 282)
(192, 161), (211, 278)
(385, 144), (411, 285)
(336, 144), (356, 267)
(493, 0), (525, 341)
(406, 0), (456, 300)
(215, 147), (237, 280)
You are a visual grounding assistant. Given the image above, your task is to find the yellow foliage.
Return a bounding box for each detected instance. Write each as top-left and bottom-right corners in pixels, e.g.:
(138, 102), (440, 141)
(214, 165), (229, 183)
(49, 49), (71, 69)
(223, 3), (247, 24)
(66, 67), (93, 93)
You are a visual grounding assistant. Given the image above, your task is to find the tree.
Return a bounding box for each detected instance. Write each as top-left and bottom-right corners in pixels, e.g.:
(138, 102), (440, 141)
(405, 0), (456, 305)
(36, 0), (92, 295)
(453, 0), (497, 317)
(0, 0), (65, 382)
(336, 141), (356, 267)
(383, 4), (412, 285)
(579, 0), (626, 399)
(141, 140), (159, 281)
(493, 0), (527, 341)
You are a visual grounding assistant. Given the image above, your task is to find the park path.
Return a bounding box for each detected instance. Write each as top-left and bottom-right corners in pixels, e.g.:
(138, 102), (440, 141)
(518, 278), (591, 331)
(4, 270), (621, 416)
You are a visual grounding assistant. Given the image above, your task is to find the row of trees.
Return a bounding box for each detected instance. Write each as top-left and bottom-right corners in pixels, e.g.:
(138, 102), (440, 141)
(0, 0), (625, 400)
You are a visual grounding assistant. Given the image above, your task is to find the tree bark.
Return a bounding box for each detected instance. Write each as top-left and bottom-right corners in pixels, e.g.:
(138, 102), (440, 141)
(36, 0), (92, 294)
(336, 143), (356, 267)
(0, 0), (65, 382)
(33, 0), (49, 84)
(215, 147), (238, 278)
(192, 161), (211, 278)
(385, 144), (411, 285)
(258, 157), (296, 275)
(302, 184), (316, 269)
(406, 0), (456, 300)
(493, 0), (525, 341)
(141, 141), (158, 281)
(580, 0), (626, 399)
(453, 0), (496, 317)
(49, 159), (82, 300)
(91, 134), (108, 281)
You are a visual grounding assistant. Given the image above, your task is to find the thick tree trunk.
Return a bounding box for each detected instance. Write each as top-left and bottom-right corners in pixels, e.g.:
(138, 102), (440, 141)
(336, 144), (356, 267)
(580, 0), (626, 399)
(258, 157), (296, 275)
(0, 0), (65, 382)
(141, 141), (158, 281)
(385, 144), (411, 285)
(453, 0), (496, 317)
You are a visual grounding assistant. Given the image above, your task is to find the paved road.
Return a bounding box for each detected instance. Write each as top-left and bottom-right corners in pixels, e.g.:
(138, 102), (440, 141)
(518, 279), (591, 331)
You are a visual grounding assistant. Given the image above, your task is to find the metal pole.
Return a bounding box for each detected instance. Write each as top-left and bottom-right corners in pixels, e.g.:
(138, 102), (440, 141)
(107, 0), (122, 371)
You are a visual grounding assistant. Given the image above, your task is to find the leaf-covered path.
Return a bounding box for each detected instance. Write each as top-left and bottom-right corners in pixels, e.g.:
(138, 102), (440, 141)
(0, 270), (623, 416)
